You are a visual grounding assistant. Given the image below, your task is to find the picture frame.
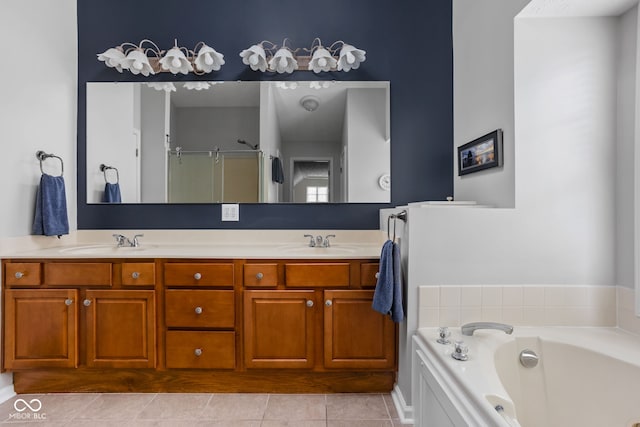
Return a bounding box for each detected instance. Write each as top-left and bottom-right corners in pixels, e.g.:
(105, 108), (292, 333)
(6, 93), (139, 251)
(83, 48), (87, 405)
(457, 129), (503, 176)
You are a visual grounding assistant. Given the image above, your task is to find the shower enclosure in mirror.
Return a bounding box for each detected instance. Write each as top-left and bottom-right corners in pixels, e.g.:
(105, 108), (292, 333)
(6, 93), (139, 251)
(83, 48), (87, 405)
(86, 81), (390, 204)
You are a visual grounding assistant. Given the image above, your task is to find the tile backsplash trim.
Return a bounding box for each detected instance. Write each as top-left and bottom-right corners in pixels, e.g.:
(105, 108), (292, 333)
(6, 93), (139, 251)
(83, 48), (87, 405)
(418, 285), (617, 328)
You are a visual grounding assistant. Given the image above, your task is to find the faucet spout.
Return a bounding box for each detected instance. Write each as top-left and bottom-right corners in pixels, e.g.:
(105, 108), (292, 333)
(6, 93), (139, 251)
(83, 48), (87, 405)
(461, 322), (514, 336)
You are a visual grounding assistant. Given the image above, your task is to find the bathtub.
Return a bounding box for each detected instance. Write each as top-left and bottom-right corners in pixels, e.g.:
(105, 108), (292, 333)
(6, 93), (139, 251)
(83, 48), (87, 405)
(413, 327), (640, 427)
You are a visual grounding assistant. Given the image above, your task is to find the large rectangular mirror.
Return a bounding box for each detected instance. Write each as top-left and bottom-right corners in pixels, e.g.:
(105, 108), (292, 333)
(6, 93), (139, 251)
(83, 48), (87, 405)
(86, 81), (390, 204)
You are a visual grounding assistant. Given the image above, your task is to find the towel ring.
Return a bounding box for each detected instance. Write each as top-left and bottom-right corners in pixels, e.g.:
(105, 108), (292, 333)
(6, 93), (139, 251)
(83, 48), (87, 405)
(36, 151), (64, 177)
(387, 210), (407, 242)
(100, 164), (119, 184)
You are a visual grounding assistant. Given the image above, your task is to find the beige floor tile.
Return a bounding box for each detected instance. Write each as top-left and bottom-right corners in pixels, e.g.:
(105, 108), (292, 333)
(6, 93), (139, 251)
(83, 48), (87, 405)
(202, 393), (269, 420)
(382, 394), (398, 419)
(136, 393), (211, 420)
(263, 394), (326, 421)
(326, 394), (389, 420)
(74, 393), (156, 420)
(261, 421), (327, 427)
(327, 421), (392, 427)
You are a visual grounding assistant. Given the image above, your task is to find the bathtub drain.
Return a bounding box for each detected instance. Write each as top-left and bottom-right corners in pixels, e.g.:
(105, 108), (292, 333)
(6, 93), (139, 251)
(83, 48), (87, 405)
(519, 349), (539, 368)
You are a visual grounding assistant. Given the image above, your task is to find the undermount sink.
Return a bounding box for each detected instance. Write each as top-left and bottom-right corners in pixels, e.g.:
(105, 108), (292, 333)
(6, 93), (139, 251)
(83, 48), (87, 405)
(274, 244), (359, 255)
(59, 244), (157, 255)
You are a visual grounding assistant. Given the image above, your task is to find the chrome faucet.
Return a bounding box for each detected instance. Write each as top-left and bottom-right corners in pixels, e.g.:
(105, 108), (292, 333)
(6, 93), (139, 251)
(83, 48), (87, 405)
(303, 234), (336, 248)
(461, 322), (514, 336)
(112, 233), (144, 248)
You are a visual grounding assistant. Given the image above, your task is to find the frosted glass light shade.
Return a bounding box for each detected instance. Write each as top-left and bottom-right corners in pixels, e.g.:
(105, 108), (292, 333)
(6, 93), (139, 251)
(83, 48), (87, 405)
(194, 44), (225, 73)
(159, 47), (193, 75)
(268, 48), (298, 74)
(183, 82), (211, 90)
(147, 82), (177, 92)
(97, 47), (126, 72)
(239, 44), (268, 72)
(337, 44), (366, 72)
(308, 47), (337, 73)
(121, 49), (155, 76)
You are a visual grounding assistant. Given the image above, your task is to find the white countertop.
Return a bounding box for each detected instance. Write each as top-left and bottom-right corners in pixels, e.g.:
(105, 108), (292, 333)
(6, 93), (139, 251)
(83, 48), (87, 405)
(0, 230), (386, 259)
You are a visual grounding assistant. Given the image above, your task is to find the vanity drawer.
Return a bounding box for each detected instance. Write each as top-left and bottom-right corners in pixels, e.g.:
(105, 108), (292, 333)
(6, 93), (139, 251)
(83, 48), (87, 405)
(121, 263), (156, 286)
(164, 263), (234, 287)
(285, 263), (350, 288)
(244, 263), (278, 287)
(360, 263), (380, 288)
(165, 290), (235, 328)
(5, 263), (41, 286)
(44, 263), (112, 287)
(166, 331), (235, 369)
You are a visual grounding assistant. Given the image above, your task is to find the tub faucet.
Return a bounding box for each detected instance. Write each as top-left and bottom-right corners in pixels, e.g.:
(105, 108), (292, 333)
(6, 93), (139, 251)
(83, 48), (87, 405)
(461, 322), (514, 336)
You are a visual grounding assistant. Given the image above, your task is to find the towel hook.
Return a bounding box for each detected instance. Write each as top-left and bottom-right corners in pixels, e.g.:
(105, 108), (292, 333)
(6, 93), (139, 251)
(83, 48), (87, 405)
(100, 164), (119, 184)
(36, 150), (64, 177)
(387, 210), (407, 242)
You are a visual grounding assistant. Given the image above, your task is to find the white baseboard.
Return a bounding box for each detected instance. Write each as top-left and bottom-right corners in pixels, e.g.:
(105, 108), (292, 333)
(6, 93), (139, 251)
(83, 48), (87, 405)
(0, 384), (15, 404)
(391, 384), (414, 424)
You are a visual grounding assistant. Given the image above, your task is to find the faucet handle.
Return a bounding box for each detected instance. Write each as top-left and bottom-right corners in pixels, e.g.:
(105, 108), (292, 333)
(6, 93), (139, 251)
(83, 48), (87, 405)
(452, 340), (469, 361)
(303, 234), (316, 247)
(437, 327), (451, 345)
(112, 234), (127, 247)
(323, 234), (336, 247)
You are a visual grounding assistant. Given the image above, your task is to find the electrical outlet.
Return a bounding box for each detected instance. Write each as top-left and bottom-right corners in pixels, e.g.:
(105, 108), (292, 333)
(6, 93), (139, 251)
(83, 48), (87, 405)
(221, 204), (239, 221)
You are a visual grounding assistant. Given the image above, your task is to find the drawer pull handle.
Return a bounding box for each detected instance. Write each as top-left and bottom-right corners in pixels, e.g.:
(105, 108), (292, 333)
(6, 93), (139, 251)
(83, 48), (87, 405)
(256, 272), (264, 280)
(65, 299), (73, 306)
(325, 300), (332, 307)
(195, 306), (203, 315)
(83, 299), (92, 307)
(194, 273), (202, 280)
(131, 272), (140, 279)
(194, 348), (203, 357)
(306, 300), (314, 308)
(14, 272), (24, 279)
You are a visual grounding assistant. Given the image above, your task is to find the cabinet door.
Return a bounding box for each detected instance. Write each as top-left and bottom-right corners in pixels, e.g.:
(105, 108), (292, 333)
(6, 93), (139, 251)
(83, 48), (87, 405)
(244, 290), (315, 369)
(84, 290), (156, 368)
(324, 290), (395, 369)
(3, 289), (78, 369)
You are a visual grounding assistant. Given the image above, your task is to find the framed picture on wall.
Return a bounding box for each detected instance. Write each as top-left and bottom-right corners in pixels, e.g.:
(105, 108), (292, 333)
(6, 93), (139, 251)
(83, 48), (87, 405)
(457, 129), (503, 176)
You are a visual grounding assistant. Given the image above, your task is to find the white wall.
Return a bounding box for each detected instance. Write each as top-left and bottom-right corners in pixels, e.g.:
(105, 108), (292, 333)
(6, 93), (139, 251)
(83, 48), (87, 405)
(141, 86), (168, 203)
(260, 83), (282, 203)
(0, 0), (77, 394)
(617, 6), (638, 289)
(346, 89), (389, 203)
(453, 0), (530, 208)
(0, 0), (77, 237)
(86, 84), (140, 203)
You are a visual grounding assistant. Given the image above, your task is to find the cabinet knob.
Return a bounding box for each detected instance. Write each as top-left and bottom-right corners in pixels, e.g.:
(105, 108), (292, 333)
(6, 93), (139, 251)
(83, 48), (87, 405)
(194, 272), (202, 280)
(14, 272), (24, 279)
(325, 300), (332, 307)
(306, 300), (314, 307)
(194, 348), (203, 357)
(65, 299), (73, 306)
(131, 271), (140, 279)
(375, 272), (380, 279)
(195, 306), (203, 315)
(83, 299), (92, 307)
(256, 272), (264, 280)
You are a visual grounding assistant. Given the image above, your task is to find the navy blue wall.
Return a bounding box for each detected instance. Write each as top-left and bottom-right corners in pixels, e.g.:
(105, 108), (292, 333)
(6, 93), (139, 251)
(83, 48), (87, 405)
(77, 0), (452, 229)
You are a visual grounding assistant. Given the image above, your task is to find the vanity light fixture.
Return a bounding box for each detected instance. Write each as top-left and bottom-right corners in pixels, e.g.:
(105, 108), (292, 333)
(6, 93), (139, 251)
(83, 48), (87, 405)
(146, 81), (224, 92)
(239, 38), (365, 74)
(97, 39), (225, 76)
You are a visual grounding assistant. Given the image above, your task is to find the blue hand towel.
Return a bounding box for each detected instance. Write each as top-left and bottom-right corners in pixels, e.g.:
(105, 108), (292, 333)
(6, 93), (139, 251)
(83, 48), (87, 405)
(32, 174), (69, 237)
(272, 157), (284, 184)
(372, 240), (405, 322)
(102, 182), (122, 203)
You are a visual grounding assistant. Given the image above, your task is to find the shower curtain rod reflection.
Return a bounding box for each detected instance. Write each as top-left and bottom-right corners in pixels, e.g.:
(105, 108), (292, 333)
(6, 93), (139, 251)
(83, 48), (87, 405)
(169, 148), (265, 156)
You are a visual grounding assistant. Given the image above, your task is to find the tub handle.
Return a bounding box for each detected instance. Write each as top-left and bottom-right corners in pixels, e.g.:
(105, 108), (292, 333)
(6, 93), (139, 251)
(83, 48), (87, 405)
(451, 340), (469, 361)
(519, 349), (539, 368)
(437, 327), (451, 345)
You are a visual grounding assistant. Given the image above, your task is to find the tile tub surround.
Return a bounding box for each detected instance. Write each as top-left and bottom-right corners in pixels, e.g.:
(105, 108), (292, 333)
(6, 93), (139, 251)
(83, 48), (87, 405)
(418, 285), (617, 328)
(0, 393), (408, 426)
(618, 286), (640, 335)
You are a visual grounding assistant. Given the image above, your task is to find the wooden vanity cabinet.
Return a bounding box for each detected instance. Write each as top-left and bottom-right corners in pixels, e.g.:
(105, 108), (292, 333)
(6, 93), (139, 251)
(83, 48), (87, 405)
(2, 261), (156, 371)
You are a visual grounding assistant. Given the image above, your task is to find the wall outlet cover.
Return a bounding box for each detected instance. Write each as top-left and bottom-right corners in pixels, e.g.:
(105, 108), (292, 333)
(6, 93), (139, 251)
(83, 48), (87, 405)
(221, 204), (240, 221)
